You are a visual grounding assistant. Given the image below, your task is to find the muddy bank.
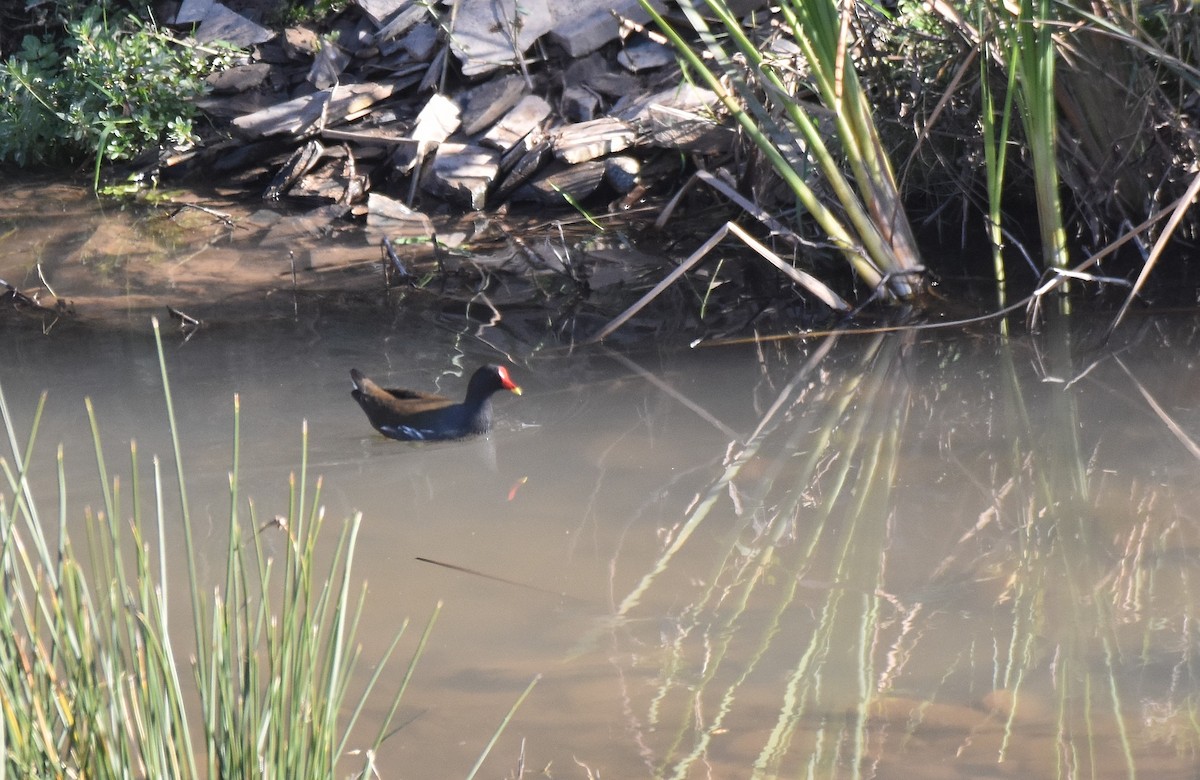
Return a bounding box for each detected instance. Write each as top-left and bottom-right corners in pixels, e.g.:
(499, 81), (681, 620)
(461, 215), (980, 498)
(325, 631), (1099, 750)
(0, 176), (744, 345)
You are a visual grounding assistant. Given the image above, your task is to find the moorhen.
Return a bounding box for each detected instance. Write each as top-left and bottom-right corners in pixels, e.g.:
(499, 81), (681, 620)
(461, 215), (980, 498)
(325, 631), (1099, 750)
(349, 364), (522, 441)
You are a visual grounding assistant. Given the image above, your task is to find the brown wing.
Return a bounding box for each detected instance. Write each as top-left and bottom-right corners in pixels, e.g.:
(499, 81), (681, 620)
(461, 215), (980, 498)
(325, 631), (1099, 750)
(374, 385), (454, 414)
(351, 370), (453, 419)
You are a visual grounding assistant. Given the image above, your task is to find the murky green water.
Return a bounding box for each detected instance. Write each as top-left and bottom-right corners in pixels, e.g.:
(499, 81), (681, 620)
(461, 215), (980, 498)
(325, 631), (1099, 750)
(4, 188), (1200, 777)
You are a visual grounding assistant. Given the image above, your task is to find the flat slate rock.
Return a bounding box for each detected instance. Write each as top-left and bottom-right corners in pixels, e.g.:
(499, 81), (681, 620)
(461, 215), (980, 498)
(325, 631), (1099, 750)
(232, 82), (405, 138)
(616, 39), (674, 72)
(561, 86), (598, 122)
(175, 0), (215, 24)
(366, 193), (435, 237)
(195, 2), (275, 46)
(309, 40), (351, 89)
(355, 0), (408, 25)
(481, 95), (552, 151)
(548, 0), (665, 58)
(552, 117), (636, 164)
(512, 160), (607, 204)
(614, 82), (720, 125)
(259, 204), (352, 246)
(449, 0), (555, 76)
(283, 26), (321, 59)
(460, 75), (528, 135)
(424, 143), (500, 210)
(372, 2), (431, 50)
(205, 63), (272, 93)
(321, 126), (415, 146)
(412, 93), (462, 143)
(448, 0), (665, 74)
(390, 92), (461, 173)
(401, 22), (438, 61)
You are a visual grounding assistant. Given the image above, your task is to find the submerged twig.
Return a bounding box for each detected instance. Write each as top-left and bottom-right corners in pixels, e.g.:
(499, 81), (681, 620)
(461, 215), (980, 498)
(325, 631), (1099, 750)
(166, 305), (203, 337)
(1115, 355), (1200, 461)
(35, 263), (57, 299)
(464, 675), (541, 780)
(604, 350), (741, 441)
(414, 556), (584, 602)
(615, 333), (839, 616)
(696, 202), (1182, 347)
(381, 237), (415, 286)
(1105, 167), (1200, 340)
(589, 220), (849, 343)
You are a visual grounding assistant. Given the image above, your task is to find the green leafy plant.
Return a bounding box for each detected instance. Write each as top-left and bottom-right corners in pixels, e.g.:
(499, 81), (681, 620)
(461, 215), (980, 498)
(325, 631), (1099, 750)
(0, 7), (220, 172)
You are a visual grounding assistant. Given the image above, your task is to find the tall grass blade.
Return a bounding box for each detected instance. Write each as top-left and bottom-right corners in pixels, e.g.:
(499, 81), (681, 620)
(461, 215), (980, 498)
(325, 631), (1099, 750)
(464, 674), (542, 780)
(0, 321), (422, 778)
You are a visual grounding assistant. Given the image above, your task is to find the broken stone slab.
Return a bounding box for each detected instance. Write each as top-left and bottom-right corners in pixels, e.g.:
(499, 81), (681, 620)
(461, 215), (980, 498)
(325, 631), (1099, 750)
(195, 2), (275, 46)
(291, 157), (361, 203)
(423, 143), (500, 210)
(283, 26), (320, 59)
(233, 81), (407, 138)
(493, 137), (552, 200)
(460, 75), (528, 135)
(612, 82), (730, 152)
(195, 89), (279, 120)
(412, 93), (462, 143)
(321, 126), (419, 148)
(547, 0), (665, 57)
(644, 107), (733, 153)
(354, 58), (426, 86)
(372, 1), (433, 52)
(272, 142), (364, 205)
(449, 0), (555, 76)
(356, 0), (409, 26)
(498, 127), (547, 166)
(309, 39), (351, 89)
(258, 204), (352, 247)
(366, 192), (435, 237)
(175, 0), (214, 24)
(613, 82), (720, 125)
(616, 38), (675, 72)
(401, 22), (439, 62)
(419, 47), (447, 92)
(564, 53), (641, 98)
(205, 62), (272, 93)
(447, 0), (664, 74)
(330, 13), (378, 56)
(264, 140), (326, 200)
(511, 160), (606, 204)
(392, 93), (462, 173)
(481, 95), (552, 151)
(561, 86), (598, 122)
(551, 117), (636, 164)
(230, 93), (325, 138)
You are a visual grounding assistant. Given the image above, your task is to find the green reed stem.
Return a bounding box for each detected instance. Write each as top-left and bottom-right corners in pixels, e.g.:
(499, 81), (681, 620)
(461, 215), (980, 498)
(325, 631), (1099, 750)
(0, 320), (426, 778)
(643, 0), (925, 298)
(465, 674), (542, 780)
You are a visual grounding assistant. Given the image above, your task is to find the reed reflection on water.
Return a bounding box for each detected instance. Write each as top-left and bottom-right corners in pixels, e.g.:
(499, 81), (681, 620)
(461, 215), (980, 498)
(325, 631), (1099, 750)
(3, 310), (1200, 778)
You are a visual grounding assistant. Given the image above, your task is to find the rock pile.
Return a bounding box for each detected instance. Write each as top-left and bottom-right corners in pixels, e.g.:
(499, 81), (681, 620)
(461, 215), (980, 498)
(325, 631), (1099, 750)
(169, 0), (735, 236)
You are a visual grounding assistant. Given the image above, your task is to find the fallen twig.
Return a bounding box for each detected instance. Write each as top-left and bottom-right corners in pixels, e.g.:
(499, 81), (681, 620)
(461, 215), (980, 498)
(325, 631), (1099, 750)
(1115, 355), (1200, 461)
(1105, 167), (1200, 340)
(589, 219), (849, 342)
